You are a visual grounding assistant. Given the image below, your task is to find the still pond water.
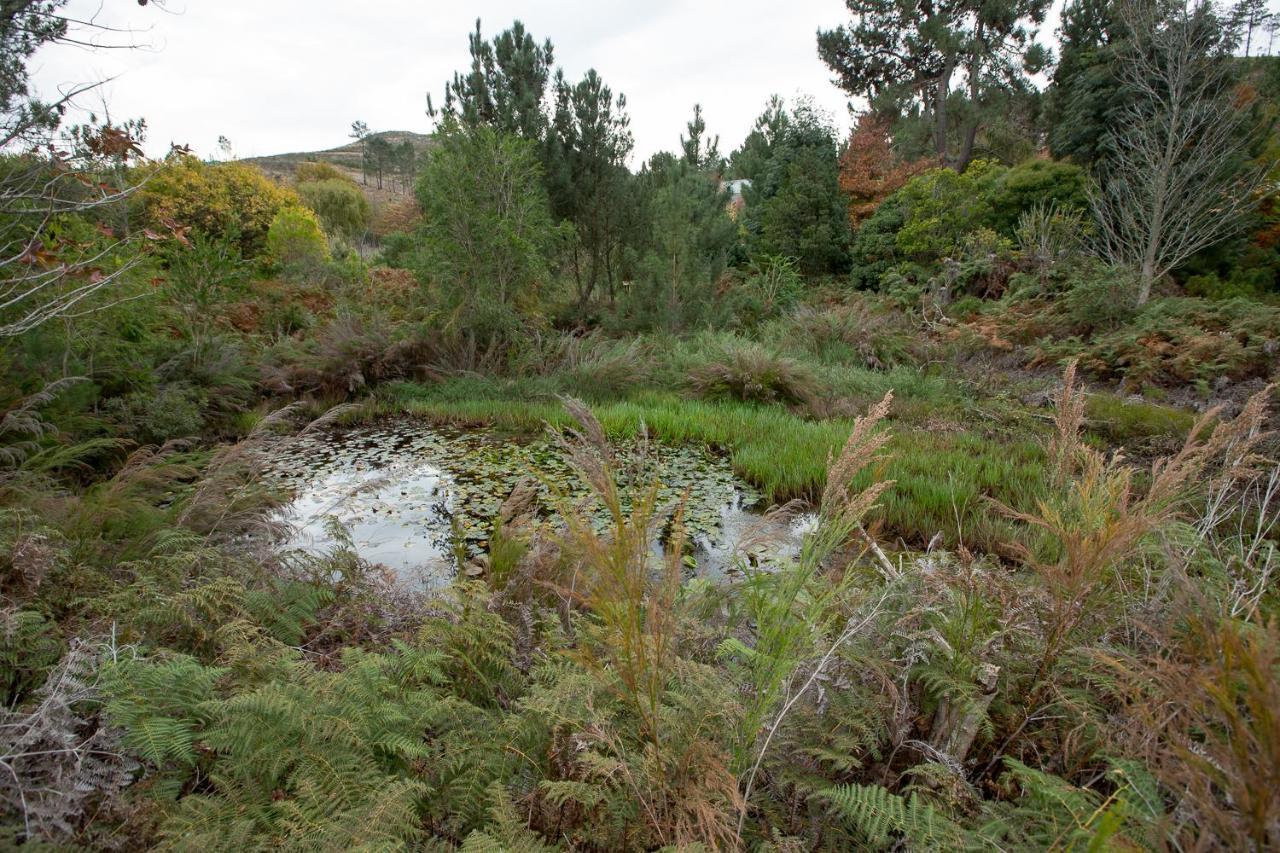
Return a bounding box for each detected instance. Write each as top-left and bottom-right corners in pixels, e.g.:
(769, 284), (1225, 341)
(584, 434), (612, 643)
(262, 419), (814, 589)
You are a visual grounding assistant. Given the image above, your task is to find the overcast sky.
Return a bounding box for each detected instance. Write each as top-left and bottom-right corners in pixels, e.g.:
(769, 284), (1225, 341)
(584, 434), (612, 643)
(28, 0), (887, 165)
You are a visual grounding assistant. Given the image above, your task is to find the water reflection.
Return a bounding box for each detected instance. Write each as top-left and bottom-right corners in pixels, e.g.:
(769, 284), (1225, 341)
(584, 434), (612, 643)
(264, 420), (811, 589)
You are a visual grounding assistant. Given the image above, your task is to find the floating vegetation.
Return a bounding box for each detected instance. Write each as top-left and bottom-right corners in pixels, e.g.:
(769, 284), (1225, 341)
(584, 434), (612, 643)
(263, 418), (811, 587)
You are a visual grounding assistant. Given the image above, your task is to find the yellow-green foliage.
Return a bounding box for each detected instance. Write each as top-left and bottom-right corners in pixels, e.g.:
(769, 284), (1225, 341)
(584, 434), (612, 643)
(297, 178), (370, 239)
(136, 155), (300, 257)
(293, 161), (355, 185)
(265, 206), (330, 269)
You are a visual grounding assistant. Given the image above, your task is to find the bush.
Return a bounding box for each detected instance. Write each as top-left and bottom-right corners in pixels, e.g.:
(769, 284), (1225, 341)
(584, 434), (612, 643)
(773, 297), (929, 369)
(102, 385), (205, 444)
(297, 178), (371, 240)
(892, 160), (1005, 262)
(1061, 264), (1139, 332)
(136, 155), (300, 257)
(265, 206), (330, 272)
(987, 159), (1089, 234)
(294, 161), (355, 184)
(722, 255), (804, 329)
(163, 229), (250, 317)
(849, 194), (907, 289)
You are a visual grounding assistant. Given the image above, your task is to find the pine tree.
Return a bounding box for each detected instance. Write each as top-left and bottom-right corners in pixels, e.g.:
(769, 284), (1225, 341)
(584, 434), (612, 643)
(818, 0), (1051, 171)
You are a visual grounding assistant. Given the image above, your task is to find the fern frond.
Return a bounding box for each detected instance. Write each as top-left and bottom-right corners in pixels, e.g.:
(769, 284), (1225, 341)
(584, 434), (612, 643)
(820, 783), (966, 850)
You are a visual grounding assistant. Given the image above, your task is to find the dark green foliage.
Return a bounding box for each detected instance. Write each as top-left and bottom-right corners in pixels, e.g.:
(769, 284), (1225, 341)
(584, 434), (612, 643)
(1, 2), (71, 146)
(546, 69), (635, 306)
(729, 95), (788, 183)
(164, 229), (250, 316)
(746, 102), (850, 275)
(101, 385), (204, 444)
(987, 160), (1089, 234)
(434, 19), (555, 143)
(415, 123), (558, 351)
(849, 193), (907, 289)
(818, 0), (1051, 171)
(1045, 0), (1127, 165)
(821, 783), (966, 849)
(0, 609), (63, 708)
(615, 151), (737, 331)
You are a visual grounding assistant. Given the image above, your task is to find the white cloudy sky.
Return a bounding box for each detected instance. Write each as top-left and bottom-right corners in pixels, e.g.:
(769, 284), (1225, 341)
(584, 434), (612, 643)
(26, 1), (1082, 165)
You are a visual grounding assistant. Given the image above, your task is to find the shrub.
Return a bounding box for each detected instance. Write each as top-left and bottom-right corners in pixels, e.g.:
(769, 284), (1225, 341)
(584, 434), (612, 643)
(136, 155), (299, 257)
(524, 333), (653, 400)
(1061, 263), (1139, 332)
(265, 205), (330, 272)
(163, 229), (250, 318)
(297, 178), (370, 240)
(892, 160), (1005, 262)
(687, 339), (822, 407)
(849, 194), (907, 289)
(102, 385), (205, 444)
(293, 161), (354, 184)
(987, 159), (1089, 234)
(742, 254), (802, 316)
(774, 297), (928, 369)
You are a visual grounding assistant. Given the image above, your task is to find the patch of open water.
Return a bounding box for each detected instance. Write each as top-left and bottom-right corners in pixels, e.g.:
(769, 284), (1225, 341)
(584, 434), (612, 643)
(262, 419), (814, 589)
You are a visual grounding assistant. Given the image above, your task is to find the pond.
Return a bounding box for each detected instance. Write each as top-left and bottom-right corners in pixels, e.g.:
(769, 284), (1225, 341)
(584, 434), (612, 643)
(262, 419), (815, 589)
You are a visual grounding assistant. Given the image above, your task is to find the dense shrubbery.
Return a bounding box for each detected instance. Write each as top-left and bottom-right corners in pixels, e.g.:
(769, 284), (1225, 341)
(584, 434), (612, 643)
(136, 155), (300, 256)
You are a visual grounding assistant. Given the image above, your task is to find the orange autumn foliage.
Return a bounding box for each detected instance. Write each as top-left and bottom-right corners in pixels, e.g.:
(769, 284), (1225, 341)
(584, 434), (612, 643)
(838, 114), (936, 228)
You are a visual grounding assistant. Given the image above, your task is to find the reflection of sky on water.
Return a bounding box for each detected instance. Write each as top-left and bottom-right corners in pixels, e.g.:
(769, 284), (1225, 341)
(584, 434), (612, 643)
(274, 458), (458, 589)
(264, 421), (814, 590)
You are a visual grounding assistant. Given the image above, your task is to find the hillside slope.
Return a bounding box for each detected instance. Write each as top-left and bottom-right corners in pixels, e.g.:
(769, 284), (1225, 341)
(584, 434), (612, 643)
(244, 130), (430, 221)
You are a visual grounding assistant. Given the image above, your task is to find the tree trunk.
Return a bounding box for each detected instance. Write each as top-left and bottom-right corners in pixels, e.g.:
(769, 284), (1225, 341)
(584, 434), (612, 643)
(1138, 257), (1156, 306)
(929, 663), (999, 765)
(933, 70), (951, 163)
(956, 121), (979, 173)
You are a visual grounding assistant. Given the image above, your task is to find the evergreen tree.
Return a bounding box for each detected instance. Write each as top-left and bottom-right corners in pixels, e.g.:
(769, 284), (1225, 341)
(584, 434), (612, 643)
(681, 103), (723, 171)
(730, 95), (789, 182)
(627, 151), (736, 330)
(547, 69), (636, 306)
(415, 122), (557, 350)
(350, 120), (370, 184)
(1044, 0), (1128, 165)
(432, 19), (554, 143)
(818, 0), (1051, 171)
(747, 102), (851, 275)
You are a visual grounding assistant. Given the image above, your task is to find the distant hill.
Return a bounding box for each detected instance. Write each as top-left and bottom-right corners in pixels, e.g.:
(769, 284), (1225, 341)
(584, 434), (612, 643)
(244, 130), (432, 212)
(245, 130), (432, 178)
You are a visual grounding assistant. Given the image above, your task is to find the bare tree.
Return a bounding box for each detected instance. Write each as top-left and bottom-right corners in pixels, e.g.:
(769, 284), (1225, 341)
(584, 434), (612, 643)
(1089, 0), (1270, 305)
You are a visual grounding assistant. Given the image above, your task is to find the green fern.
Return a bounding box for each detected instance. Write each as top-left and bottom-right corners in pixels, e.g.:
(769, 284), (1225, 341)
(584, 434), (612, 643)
(243, 579), (334, 645)
(0, 609), (64, 707)
(459, 783), (558, 853)
(820, 783), (967, 850)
